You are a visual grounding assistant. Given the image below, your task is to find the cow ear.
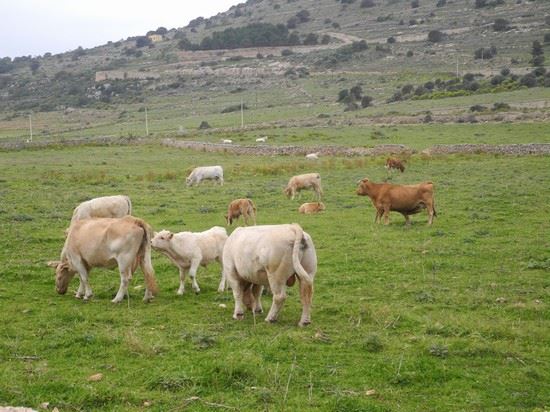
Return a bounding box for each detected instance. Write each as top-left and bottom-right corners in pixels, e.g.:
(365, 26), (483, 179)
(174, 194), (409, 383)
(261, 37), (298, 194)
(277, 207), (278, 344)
(47, 260), (60, 268)
(168, 233), (174, 240)
(153, 231), (158, 237)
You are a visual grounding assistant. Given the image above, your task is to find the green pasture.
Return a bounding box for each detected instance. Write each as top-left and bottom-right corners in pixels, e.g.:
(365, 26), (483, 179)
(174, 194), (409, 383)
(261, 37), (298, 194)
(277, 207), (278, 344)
(0, 145), (549, 411)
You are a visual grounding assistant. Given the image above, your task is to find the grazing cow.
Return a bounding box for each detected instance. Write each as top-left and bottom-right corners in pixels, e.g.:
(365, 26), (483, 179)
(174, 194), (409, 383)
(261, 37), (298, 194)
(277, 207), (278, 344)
(226, 198), (257, 226)
(70, 195), (132, 224)
(222, 224), (317, 326)
(256, 136), (268, 143)
(305, 153), (319, 160)
(298, 202), (326, 214)
(284, 173), (323, 201)
(356, 178), (436, 225)
(48, 216), (158, 303)
(222, 139), (232, 144)
(151, 227), (228, 294)
(186, 165), (224, 186)
(385, 157), (405, 173)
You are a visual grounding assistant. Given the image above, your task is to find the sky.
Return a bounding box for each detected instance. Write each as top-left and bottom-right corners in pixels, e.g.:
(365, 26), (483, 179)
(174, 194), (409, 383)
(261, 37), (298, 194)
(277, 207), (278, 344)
(1, 0), (241, 58)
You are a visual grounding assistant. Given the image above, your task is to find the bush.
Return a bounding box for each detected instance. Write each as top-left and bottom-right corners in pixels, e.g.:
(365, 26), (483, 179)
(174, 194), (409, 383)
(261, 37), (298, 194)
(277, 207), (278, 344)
(296, 9), (310, 23)
(493, 102), (510, 111)
(321, 34), (331, 45)
(427, 30), (444, 43)
(221, 104), (248, 113)
(544, 33), (550, 43)
(303, 33), (319, 45)
(474, 46), (497, 59)
(401, 84), (414, 94)
(281, 49), (293, 56)
(351, 40), (368, 52)
(411, 0), (419, 7)
(198, 121), (211, 129)
(338, 89), (350, 102)
(531, 55), (545, 67)
(387, 36), (396, 44)
(406, 50), (414, 57)
(493, 18), (511, 32)
(361, 95), (373, 108)
(470, 104), (486, 112)
(533, 67), (546, 77)
(136, 36), (152, 48)
(436, 0), (446, 6)
(520, 73), (538, 87)
(490, 74), (505, 85)
(500, 67), (511, 76)
(360, 0), (376, 7)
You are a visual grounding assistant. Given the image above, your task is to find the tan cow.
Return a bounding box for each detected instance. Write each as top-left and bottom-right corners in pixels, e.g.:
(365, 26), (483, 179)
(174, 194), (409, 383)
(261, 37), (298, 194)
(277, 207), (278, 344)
(356, 178), (436, 225)
(385, 157), (405, 173)
(226, 198), (257, 226)
(70, 195), (132, 224)
(48, 216), (158, 302)
(151, 227), (228, 294)
(222, 224), (317, 326)
(298, 202), (326, 214)
(284, 173), (323, 201)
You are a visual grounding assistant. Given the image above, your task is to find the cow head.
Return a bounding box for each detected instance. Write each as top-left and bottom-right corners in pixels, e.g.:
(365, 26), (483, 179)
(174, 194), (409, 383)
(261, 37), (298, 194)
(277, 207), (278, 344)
(283, 186), (292, 198)
(185, 176), (192, 186)
(151, 230), (174, 251)
(356, 178), (371, 196)
(317, 202), (326, 211)
(48, 260), (76, 294)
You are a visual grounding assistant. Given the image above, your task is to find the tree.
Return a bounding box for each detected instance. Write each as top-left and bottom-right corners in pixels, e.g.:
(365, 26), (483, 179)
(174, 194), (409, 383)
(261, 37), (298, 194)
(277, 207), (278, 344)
(156, 27), (168, 35)
(136, 36), (152, 48)
(350, 85), (363, 100)
(29, 60), (40, 74)
(427, 30), (444, 42)
(296, 10), (310, 23)
(303, 33), (319, 45)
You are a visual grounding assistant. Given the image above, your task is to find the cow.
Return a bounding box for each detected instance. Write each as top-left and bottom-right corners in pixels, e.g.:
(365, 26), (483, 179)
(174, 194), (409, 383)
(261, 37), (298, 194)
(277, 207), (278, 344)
(70, 195), (132, 224)
(186, 165), (224, 186)
(256, 136), (268, 143)
(385, 157), (405, 173)
(284, 173), (323, 201)
(151, 227), (228, 294)
(222, 224), (317, 326)
(356, 178), (436, 225)
(48, 216), (158, 303)
(222, 139), (232, 144)
(298, 202), (326, 214)
(305, 153), (319, 160)
(226, 198), (257, 226)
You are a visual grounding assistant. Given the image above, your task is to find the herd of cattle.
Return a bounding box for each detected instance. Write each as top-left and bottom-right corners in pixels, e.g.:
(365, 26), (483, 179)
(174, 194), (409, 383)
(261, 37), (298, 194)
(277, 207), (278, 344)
(48, 157), (435, 326)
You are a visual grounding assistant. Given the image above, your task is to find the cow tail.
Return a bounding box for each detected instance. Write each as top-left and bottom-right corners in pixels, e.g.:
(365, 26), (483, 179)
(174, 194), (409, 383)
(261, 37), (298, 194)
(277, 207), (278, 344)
(136, 219), (158, 296)
(291, 224), (313, 286)
(126, 196), (133, 216)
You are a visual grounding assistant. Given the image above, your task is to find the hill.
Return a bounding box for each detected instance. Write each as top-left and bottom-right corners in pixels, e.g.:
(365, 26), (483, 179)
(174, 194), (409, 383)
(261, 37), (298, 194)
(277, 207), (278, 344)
(0, 0), (549, 141)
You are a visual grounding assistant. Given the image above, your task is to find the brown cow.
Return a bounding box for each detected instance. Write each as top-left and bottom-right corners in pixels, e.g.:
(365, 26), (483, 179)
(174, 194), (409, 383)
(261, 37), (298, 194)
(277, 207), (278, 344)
(298, 202), (326, 214)
(356, 178), (436, 225)
(225, 198), (257, 226)
(385, 157), (405, 173)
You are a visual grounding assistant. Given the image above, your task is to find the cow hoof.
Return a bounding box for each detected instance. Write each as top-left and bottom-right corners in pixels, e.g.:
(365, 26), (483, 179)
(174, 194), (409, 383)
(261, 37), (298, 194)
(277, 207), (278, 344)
(177, 291), (184, 296)
(265, 317), (277, 324)
(233, 312), (244, 320)
(111, 298), (122, 303)
(75, 294), (83, 299)
(298, 320), (311, 327)
(254, 308), (263, 314)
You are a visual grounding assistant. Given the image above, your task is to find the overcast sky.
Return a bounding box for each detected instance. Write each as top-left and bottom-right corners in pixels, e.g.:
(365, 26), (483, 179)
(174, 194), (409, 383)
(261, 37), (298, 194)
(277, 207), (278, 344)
(1, 0), (241, 58)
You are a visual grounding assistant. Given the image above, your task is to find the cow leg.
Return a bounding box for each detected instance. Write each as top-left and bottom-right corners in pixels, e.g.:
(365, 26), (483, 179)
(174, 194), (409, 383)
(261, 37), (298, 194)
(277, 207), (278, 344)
(298, 280), (314, 327)
(265, 273), (287, 323)
(112, 266), (131, 303)
(374, 208), (382, 224)
(217, 270), (226, 293)
(383, 207), (391, 225)
(75, 280), (85, 299)
(404, 214), (412, 226)
(177, 266), (187, 295)
(427, 204), (435, 225)
(73, 260), (93, 300)
(230, 279), (248, 320)
(188, 259), (201, 294)
(251, 284), (264, 313)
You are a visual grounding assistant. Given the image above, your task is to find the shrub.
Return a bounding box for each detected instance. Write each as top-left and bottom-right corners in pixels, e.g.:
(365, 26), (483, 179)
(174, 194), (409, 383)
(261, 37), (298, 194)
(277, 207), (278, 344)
(360, 0), (376, 7)
(402, 84), (414, 94)
(411, 0), (419, 8)
(351, 40), (368, 52)
(361, 95), (373, 108)
(136, 36), (152, 48)
(544, 33), (550, 43)
(198, 121), (211, 129)
(296, 9), (310, 23)
(221, 104), (248, 113)
(428, 30), (444, 42)
(387, 36), (396, 44)
(474, 46), (497, 59)
(350, 85), (363, 100)
(281, 49), (293, 56)
(436, 0), (446, 6)
(303, 33), (319, 45)
(531, 55), (545, 67)
(500, 67), (511, 76)
(321, 35), (331, 45)
(490, 74), (505, 85)
(493, 102), (510, 111)
(533, 67), (546, 77)
(338, 89), (350, 102)
(470, 104), (486, 112)
(406, 50), (414, 57)
(493, 18), (511, 32)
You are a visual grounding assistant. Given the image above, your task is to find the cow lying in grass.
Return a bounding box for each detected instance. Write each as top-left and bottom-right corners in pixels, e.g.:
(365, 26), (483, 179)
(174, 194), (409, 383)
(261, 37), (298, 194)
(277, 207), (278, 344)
(298, 202), (326, 214)
(151, 227), (228, 294)
(49, 216), (158, 303)
(222, 224), (317, 326)
(356, 178), (436, 225)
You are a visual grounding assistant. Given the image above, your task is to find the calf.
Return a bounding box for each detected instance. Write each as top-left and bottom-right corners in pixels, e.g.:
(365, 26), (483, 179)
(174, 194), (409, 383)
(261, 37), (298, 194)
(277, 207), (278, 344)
(151, 227), (228, 294)
(70, 195), (132, 224)
(284, 173), (323, 201)
(222, 224), (317, 326)
(298, 202), (326, 214)
(226, 198), (257, 226)
(256, 136), (268, 143)
(385, 157), (405, 173)
(186, 165), (224, 186)
(48, 216), (158, 303)
(356, 178), (436, 225)
(305, 153), (319, 160)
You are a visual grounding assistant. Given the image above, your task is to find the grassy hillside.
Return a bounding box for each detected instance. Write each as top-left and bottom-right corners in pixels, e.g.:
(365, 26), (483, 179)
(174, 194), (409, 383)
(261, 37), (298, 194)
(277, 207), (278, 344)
(1, 144), (549, 411)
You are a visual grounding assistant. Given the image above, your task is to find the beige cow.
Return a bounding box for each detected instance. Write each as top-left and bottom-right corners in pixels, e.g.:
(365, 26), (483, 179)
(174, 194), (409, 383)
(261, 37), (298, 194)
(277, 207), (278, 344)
(284, 173), (323, 201)
(222, 224), (317, 326)
(48, 216), (158, 303)
(151, 227), (228, 294)
(298, 202), (326, 214)
(70, 195), (132, 224)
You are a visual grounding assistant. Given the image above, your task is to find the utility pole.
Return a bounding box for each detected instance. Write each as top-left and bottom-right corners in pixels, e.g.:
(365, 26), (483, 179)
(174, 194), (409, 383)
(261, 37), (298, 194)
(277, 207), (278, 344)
(28, 113), (33, 142)
(456, 54), (459, 79)
(145, 107), (149, 136)
(240, 98), (244, 129)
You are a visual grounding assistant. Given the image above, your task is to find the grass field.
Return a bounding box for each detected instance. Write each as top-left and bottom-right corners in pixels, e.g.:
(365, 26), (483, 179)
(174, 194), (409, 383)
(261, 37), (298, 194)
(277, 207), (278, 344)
(1, 144), (549, 411)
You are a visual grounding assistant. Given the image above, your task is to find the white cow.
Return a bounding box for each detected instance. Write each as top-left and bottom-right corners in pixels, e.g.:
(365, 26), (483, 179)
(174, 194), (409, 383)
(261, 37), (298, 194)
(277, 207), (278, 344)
(186, 165), (224, 186)
(284, 173), (323, 201)
(305, 153), (319, 160)
(222, 224), (317, 326)
(151, 227), (228, 294)
(48, 216), (158, 303)
(256, 136), (268, 143)
(222, 139), (233, 144)
(70, 195), (132, 224)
